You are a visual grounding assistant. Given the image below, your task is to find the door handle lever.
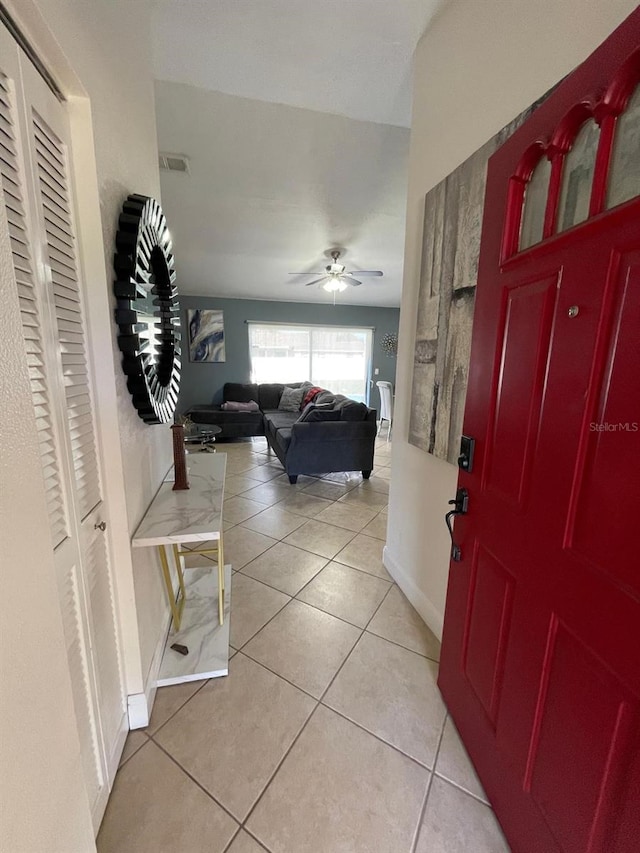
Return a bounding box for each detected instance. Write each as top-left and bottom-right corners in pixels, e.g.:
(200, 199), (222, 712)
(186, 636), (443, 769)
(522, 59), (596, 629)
(445, 488), (468, 562)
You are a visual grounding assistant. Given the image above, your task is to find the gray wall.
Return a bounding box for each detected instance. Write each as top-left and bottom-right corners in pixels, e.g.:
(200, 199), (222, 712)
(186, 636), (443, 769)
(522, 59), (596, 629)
(178, 295), (399, 414)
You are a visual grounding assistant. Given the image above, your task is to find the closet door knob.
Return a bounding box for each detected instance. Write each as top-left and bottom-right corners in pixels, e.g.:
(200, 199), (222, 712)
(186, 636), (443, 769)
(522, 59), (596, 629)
(94, 521), (107, 532)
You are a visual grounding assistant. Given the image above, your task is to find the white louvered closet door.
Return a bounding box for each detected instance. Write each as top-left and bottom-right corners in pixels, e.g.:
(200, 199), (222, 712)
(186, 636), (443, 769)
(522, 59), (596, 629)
(0, 25), (125, 831)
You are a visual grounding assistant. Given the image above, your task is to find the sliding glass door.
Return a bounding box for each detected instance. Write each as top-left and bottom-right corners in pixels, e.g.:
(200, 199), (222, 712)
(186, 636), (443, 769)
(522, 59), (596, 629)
(248, 324), (373, 403)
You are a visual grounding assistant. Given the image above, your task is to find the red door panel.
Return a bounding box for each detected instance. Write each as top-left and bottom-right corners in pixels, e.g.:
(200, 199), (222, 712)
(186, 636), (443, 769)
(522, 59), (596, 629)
(570, 251), (640, 591)
(486, 273), (558, 506)
(526, 618), (636, 853)
(463, 545), (515, 725)
(438, 11), (640, 853)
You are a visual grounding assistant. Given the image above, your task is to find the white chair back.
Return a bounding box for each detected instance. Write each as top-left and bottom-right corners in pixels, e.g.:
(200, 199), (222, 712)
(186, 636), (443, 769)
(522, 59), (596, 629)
(376, 381), (393, 422)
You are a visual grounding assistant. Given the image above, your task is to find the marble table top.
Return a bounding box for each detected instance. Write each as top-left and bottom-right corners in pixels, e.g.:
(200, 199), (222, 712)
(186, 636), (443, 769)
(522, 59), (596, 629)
(132, 452), (226, 547)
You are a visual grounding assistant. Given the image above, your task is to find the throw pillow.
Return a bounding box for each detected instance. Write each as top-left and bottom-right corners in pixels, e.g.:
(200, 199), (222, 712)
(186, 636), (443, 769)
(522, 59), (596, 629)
(278, 386), (305, 412)
(222, 400), (259, 412)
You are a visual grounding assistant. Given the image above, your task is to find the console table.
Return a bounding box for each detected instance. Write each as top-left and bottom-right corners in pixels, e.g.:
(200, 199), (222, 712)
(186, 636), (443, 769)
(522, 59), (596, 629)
(132, 452), (231, 686)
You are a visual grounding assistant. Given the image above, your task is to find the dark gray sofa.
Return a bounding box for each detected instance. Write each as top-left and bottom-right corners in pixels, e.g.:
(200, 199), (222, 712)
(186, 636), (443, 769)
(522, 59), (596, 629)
(187, 382), (264, 438)
(187, 382), (377, 483)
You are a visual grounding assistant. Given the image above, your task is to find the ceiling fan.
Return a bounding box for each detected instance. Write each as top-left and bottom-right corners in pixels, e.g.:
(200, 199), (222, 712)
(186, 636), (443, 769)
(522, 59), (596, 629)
(289, 250), (383, 292)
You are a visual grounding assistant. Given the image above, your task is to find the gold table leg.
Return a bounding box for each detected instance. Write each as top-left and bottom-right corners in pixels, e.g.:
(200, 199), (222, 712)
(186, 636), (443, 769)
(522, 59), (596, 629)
(158, 544), (186, 631)
(217, 534), (225, 627)
(173, 534), (225, 627)
(172, 543), (187, 603)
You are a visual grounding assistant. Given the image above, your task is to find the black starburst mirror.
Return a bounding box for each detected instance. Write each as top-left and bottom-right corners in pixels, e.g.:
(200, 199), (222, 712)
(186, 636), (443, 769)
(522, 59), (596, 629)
(113, 194), (181, 424)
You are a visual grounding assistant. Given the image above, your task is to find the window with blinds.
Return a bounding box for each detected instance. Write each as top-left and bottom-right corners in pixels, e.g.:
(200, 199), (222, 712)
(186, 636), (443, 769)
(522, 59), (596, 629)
(0, 73), (69, 548)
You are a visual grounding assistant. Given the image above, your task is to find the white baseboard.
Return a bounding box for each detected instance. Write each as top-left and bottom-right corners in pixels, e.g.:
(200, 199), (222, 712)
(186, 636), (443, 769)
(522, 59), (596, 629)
(127, 608), (171, 729)
(127, 692), (150, 730)
(383, 545), (444, 641)
(107, 713), (128, 779)
(94, 711), (127, 829)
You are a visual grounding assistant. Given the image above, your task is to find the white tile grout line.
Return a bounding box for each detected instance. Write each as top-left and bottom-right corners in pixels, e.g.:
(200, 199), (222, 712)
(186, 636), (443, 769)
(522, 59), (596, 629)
(226, 581), (293, 648)
(409, 714), (448, 853)
(223, 456), (388, 538)
(239, 556), (331, 596)
(292, 581), (392, 626)
(142, 540), (432, 744)
(237, 827), (273, 853)
(236, 582), (396, 836)
(229, 642), (438, 779)
(317, 702), (443, 775)
(230, 650), (318, 703)
(234, 555), (440, 759)
(146, 638), (442, 853)
(116, 732), (149, 768)
(234, 570), (440, 849)
(147, 488), (386, 735)
(361, 626), (440, 664)
(231, 555), (389, 643)
(143, 678), (210, 739)
(223, 826), (271, 853)
(238, 544), (389, 594)
(233, 557), (386, 645)
(227, 523), (437, 656)
(120, 447), (404, 841)
(240, 519), (362, 560)
(432, 772), (492, 807)
(238, 590), (396, 704)
(183, 490), (436, 675)
(150, 736), (242, 828)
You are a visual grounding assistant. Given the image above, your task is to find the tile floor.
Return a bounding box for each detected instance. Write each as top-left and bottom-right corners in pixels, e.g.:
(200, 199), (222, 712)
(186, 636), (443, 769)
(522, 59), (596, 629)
(98, 437), (510, 853)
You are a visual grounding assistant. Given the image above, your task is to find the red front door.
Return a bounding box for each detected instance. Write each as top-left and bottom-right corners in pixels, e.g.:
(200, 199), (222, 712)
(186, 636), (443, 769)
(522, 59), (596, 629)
(438, 12), (640, 853)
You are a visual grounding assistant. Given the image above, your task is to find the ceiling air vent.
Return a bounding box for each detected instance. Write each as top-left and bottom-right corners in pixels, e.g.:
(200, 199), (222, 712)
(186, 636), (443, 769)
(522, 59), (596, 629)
(159, 153), (190, 174)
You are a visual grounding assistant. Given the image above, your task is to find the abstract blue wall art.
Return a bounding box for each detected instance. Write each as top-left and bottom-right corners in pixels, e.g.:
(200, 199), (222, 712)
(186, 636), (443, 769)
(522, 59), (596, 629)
(188, 309), (226, 363)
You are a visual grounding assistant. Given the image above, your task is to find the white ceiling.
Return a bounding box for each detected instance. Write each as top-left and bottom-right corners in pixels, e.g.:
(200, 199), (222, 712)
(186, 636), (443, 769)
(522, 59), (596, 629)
(155, 82), (410, 306)
(152, 0), (443, 127)
(151, 1), (442, 306)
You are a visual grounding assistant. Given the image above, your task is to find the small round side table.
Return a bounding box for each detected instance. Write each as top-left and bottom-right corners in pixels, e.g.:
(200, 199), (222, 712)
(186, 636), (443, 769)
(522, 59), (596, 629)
(184, 424), (222, 452)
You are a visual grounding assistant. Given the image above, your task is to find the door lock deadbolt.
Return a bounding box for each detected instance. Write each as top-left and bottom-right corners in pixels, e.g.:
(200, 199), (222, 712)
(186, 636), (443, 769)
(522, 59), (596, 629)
(458, 435), (476, 473)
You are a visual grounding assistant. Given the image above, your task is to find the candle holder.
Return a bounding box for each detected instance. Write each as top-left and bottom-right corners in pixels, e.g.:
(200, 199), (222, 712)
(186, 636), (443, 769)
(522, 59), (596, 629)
(171, 424), (190, 490)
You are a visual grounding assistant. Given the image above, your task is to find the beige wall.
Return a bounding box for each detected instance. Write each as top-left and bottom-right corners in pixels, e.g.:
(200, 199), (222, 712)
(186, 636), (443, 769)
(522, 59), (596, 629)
(1, 0), (167, 846)
(385, 0), (638, 638)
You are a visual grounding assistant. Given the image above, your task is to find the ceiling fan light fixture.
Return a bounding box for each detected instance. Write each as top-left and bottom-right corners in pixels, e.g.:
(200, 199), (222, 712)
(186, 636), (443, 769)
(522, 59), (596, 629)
(290, 250), (383, 294)
(323, 278), (348, 293)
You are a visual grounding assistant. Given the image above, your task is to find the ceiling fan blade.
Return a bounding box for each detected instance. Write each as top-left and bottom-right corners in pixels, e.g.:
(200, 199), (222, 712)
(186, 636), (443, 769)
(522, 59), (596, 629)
(346, 277), (362, 286)
(347, 270), (383, 276)
(289, 271), (325, 275)
(304, 276), (329, 286)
